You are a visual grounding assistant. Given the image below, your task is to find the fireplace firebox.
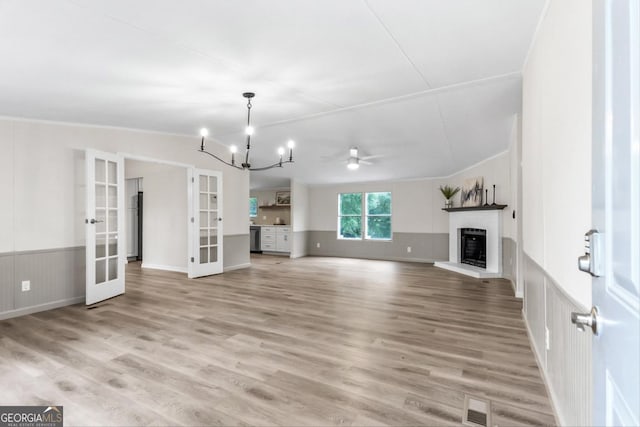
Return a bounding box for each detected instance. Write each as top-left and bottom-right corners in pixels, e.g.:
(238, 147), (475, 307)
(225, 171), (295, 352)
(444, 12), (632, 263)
(460, 228), (487, 269)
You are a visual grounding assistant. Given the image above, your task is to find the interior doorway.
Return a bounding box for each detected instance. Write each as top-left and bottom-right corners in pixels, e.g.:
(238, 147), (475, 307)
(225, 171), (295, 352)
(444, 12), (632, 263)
(124, 158), (189, 273)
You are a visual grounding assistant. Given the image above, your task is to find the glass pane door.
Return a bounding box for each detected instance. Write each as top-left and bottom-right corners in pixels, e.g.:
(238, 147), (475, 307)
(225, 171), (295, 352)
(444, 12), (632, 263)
(86, 150), (124, 304)
(189, 169), (223, 278)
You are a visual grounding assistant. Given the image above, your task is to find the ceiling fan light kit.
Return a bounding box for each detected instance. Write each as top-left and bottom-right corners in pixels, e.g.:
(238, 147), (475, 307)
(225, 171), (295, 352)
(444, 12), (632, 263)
(347, 157), (360, 170)
(198, 92), (295, 172)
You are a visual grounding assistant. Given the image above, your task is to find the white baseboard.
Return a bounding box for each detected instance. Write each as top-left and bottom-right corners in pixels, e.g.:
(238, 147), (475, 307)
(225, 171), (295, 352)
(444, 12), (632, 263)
(224, 263), (251, 272)
(0, 296), (85, 321)
(141, 263), (187, 274)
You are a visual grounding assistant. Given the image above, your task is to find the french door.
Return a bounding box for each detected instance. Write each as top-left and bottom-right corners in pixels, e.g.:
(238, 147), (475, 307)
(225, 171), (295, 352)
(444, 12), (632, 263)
(85, 150), (125, 305)
(188, 169), (223, 278)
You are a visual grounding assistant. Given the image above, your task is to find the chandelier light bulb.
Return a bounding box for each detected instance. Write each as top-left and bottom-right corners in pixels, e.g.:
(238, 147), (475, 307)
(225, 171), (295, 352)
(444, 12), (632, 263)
(287, 140), (295, 149)
(200, 128), (209, 137)
(245, 126), (254, 136)
(277, 147), (285, 156)
(230, 145), (238, 154)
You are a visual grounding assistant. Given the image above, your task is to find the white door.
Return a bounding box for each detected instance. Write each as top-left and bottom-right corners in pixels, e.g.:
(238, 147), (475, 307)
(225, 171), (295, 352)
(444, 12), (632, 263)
(188, 169), (223, 278)
(85, 150), (125, 305)
(588, 1), (639, 425)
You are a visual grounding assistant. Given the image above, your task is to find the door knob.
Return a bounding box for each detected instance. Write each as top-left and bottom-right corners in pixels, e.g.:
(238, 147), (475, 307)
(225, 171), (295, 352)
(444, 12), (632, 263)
(571, 306), (599, 335)
(86, 218), (104, 224)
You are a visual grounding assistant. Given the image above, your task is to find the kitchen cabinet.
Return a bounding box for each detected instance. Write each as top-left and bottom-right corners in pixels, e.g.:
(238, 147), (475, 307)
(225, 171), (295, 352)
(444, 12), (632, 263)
(261, 226), (290, 253)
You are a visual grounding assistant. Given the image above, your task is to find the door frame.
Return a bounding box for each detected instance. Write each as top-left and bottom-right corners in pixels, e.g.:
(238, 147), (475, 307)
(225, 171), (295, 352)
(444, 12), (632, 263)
(118, 153), (195, 275)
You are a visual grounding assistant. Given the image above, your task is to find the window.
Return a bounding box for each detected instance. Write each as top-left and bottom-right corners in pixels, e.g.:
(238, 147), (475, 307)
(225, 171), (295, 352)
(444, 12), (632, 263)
(249, 197), (258, 218)
(338, 192), (392, 240)
(338, 193), (362, 239)
(366, 192), (392, 240)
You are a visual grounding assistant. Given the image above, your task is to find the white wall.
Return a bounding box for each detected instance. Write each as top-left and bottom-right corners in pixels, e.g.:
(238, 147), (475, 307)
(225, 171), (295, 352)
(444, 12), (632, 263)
(522, 0), (592, 307)
(290, 180), (310, 258)
(521, 1), (593, 425)
(125, 160), (188, 271)
(291, 180), (310, 232)
(0, 118), (249, 253)
(0, 122), (14, 254)
(308, 151), (514, 238)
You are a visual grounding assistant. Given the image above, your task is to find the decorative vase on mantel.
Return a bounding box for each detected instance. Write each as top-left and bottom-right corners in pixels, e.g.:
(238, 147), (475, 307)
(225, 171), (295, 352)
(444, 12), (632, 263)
(439, 185), (460, 209)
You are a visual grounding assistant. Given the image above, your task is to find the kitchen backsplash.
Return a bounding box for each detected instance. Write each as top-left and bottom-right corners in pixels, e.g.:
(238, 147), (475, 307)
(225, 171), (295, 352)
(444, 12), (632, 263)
(252, 208), (291, 225)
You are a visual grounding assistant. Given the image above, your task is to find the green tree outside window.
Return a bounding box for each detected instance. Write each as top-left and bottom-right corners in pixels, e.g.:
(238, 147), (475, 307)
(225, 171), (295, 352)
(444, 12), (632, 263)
(249, 197), (258, 218)
(338, 192), (391, 240)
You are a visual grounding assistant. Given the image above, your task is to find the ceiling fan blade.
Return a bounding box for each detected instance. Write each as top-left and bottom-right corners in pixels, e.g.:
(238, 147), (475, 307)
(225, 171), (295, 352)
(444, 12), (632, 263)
(360, 154), (384, 161)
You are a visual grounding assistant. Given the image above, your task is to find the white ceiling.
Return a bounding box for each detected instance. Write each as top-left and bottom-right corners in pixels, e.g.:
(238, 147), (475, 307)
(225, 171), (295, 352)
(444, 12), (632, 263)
(0, 0), (545, 189)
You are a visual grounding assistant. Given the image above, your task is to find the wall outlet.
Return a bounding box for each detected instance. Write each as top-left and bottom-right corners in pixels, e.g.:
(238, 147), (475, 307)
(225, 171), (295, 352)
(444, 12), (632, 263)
(316, 242), (320, 248)
(407, 246), (412, 253)
(545, 327), (550, 350)
(262, 216), (267, 220)
(21, 280), (30, 292)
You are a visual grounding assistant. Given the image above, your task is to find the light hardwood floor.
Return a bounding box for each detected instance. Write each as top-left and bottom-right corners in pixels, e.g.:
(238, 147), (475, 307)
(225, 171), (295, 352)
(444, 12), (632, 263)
(0, 256), (556, 426)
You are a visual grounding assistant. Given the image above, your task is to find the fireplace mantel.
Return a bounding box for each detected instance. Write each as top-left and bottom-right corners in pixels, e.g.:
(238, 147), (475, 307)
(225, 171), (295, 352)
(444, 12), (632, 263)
(435, 207), (506, 279)
(442, 204), (507, 212)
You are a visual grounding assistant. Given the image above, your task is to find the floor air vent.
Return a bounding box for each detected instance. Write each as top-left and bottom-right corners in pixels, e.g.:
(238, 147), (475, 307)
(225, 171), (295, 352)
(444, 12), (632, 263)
(462, 395), (490, 427)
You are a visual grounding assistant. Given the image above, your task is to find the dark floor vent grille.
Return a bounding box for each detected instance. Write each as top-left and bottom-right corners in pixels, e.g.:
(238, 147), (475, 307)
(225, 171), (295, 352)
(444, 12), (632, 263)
(462, 395), (490, 427)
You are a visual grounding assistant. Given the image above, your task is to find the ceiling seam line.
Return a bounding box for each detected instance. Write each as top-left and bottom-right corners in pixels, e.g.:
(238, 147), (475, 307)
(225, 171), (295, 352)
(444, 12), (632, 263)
(363, 0), (433, 89)
(433, 94), (457, 170)
(218, 71), (522, 135)
(64, 0), (343, 110)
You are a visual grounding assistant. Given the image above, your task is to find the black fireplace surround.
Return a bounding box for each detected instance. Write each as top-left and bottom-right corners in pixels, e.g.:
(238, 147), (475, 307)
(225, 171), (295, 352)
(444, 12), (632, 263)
(460, 228), (487, 269)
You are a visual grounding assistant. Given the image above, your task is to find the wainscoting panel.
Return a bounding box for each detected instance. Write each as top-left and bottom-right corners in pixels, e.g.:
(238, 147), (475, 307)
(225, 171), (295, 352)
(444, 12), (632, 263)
(223, 234), (250, 270)
(306, 231), (448, 263)
(523, 253), (592, 426)
(0, 253), (14, 313)
(524, 253), (547, 366)
(291, 231), (309, 259)
(13, 247), (85, 310)
(545, 275), (592, 427)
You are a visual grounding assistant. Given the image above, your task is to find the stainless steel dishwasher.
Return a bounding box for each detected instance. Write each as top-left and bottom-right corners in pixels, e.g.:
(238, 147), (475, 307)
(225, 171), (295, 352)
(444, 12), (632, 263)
(250, 226), (262, 253)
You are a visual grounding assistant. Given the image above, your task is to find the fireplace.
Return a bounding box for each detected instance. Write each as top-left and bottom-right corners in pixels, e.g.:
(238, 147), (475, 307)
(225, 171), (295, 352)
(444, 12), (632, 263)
(460, 228), (487, 269)
(434, 207), (504, 278)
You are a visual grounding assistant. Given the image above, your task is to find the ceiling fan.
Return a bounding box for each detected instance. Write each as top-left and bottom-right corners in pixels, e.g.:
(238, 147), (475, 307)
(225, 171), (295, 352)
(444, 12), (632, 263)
(346, 147), (375, 170)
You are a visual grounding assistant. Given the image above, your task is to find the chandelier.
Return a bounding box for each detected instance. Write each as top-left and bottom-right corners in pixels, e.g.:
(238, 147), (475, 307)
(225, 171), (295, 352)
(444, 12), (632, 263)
(198, 92), (295, 171)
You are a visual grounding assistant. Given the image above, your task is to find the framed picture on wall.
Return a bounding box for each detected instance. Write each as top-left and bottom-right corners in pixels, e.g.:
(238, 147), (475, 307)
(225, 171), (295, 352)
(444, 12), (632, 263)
(460, 176), (484, 207)
(275, 191), (291, 205)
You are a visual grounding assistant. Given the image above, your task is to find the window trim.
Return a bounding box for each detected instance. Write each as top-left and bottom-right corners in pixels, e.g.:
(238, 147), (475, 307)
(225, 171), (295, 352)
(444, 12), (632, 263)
(337, 191), (392, 241)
